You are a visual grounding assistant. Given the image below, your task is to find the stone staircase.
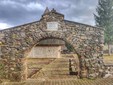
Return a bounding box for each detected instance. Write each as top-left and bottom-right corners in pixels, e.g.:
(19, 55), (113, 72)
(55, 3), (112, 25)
(30, 58), (77, 79)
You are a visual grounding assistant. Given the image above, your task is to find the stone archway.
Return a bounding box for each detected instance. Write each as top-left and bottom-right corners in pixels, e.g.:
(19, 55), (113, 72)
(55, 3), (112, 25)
(0, 27), (104, 81)
(18, 27), (103, 80)
(0, 8), (104, 81)
(22, 32), (81, 80)
(24, 37), (80, 79)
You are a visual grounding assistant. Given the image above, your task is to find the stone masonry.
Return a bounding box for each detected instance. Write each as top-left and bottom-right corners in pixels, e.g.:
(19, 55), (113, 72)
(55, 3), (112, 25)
(0, 8), (104, 81)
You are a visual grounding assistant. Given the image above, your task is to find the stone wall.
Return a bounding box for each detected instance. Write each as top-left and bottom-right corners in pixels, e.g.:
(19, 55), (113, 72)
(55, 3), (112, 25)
(103, 64), (113, 78)
(0, 8), (104, 81)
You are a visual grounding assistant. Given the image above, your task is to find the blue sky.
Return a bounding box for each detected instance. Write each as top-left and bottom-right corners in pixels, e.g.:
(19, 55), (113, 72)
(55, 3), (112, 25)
(0, 0), (98, 29)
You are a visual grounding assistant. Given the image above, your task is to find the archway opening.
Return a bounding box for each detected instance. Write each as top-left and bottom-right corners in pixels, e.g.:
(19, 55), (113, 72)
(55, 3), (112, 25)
(28, 38), (65, 58)
(25, 38), (79, 79)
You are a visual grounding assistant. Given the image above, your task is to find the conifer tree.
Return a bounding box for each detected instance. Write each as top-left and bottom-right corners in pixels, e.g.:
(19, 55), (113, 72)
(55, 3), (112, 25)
(94, 0), (113, 55)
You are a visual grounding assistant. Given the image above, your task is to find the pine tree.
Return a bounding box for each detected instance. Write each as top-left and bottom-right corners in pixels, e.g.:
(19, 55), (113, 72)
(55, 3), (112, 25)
(94, 0), (113, 55)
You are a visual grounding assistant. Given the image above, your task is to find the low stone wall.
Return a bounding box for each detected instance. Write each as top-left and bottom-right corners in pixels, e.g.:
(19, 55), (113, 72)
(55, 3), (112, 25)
(103, 64), (113, 78)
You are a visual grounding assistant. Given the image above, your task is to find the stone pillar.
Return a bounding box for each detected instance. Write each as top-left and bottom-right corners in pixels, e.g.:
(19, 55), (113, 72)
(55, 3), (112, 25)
(20, 58), (27, 81)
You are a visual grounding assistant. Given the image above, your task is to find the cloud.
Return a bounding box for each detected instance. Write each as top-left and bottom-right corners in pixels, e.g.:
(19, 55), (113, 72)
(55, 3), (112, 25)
(0, 23), (12, 29)
(0, 0), (45, 26)
(0, 0), (98, 29)
(26, 2), (44, 11)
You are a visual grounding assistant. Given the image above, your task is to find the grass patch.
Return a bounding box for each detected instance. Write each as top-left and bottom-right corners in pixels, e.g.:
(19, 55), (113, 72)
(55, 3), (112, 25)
(103, 54), (113, 64)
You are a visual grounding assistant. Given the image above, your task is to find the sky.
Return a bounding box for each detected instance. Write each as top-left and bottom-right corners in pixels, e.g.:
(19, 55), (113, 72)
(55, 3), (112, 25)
(0, 0), (98, 30)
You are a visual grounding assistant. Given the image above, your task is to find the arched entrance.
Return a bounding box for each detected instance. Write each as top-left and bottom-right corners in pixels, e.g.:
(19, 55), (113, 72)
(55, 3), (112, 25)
(28, 38), (65, 58)
(24, 37), (80, 79)
(0, 8), (104, 81)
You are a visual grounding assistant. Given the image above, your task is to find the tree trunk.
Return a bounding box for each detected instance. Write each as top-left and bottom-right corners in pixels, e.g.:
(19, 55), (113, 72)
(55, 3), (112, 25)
(108, 44), (111, 56)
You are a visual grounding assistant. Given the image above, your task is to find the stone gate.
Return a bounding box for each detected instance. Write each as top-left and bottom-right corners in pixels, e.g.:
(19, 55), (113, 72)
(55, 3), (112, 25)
(0, 8), (104, 81)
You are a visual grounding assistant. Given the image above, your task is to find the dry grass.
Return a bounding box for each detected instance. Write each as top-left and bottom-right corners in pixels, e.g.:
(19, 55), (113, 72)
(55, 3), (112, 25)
(103, 54), (113, 64)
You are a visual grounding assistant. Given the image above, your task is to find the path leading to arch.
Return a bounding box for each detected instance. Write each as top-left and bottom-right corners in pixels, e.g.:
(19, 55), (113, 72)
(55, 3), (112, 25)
(26, 78), (113, 85)
(2, 78), (113, 85)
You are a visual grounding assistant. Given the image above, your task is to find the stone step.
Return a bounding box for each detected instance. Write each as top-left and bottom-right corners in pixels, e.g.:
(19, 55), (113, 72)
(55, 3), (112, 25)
(40, 70), (69, 74)
(42, 68), (69, 70)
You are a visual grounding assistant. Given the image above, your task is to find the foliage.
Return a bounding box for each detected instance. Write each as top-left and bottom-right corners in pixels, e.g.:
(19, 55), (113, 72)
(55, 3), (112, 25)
(94, 0), (113, 45)
(0, 62), (5, 78)
(65, 41), (75, 52)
